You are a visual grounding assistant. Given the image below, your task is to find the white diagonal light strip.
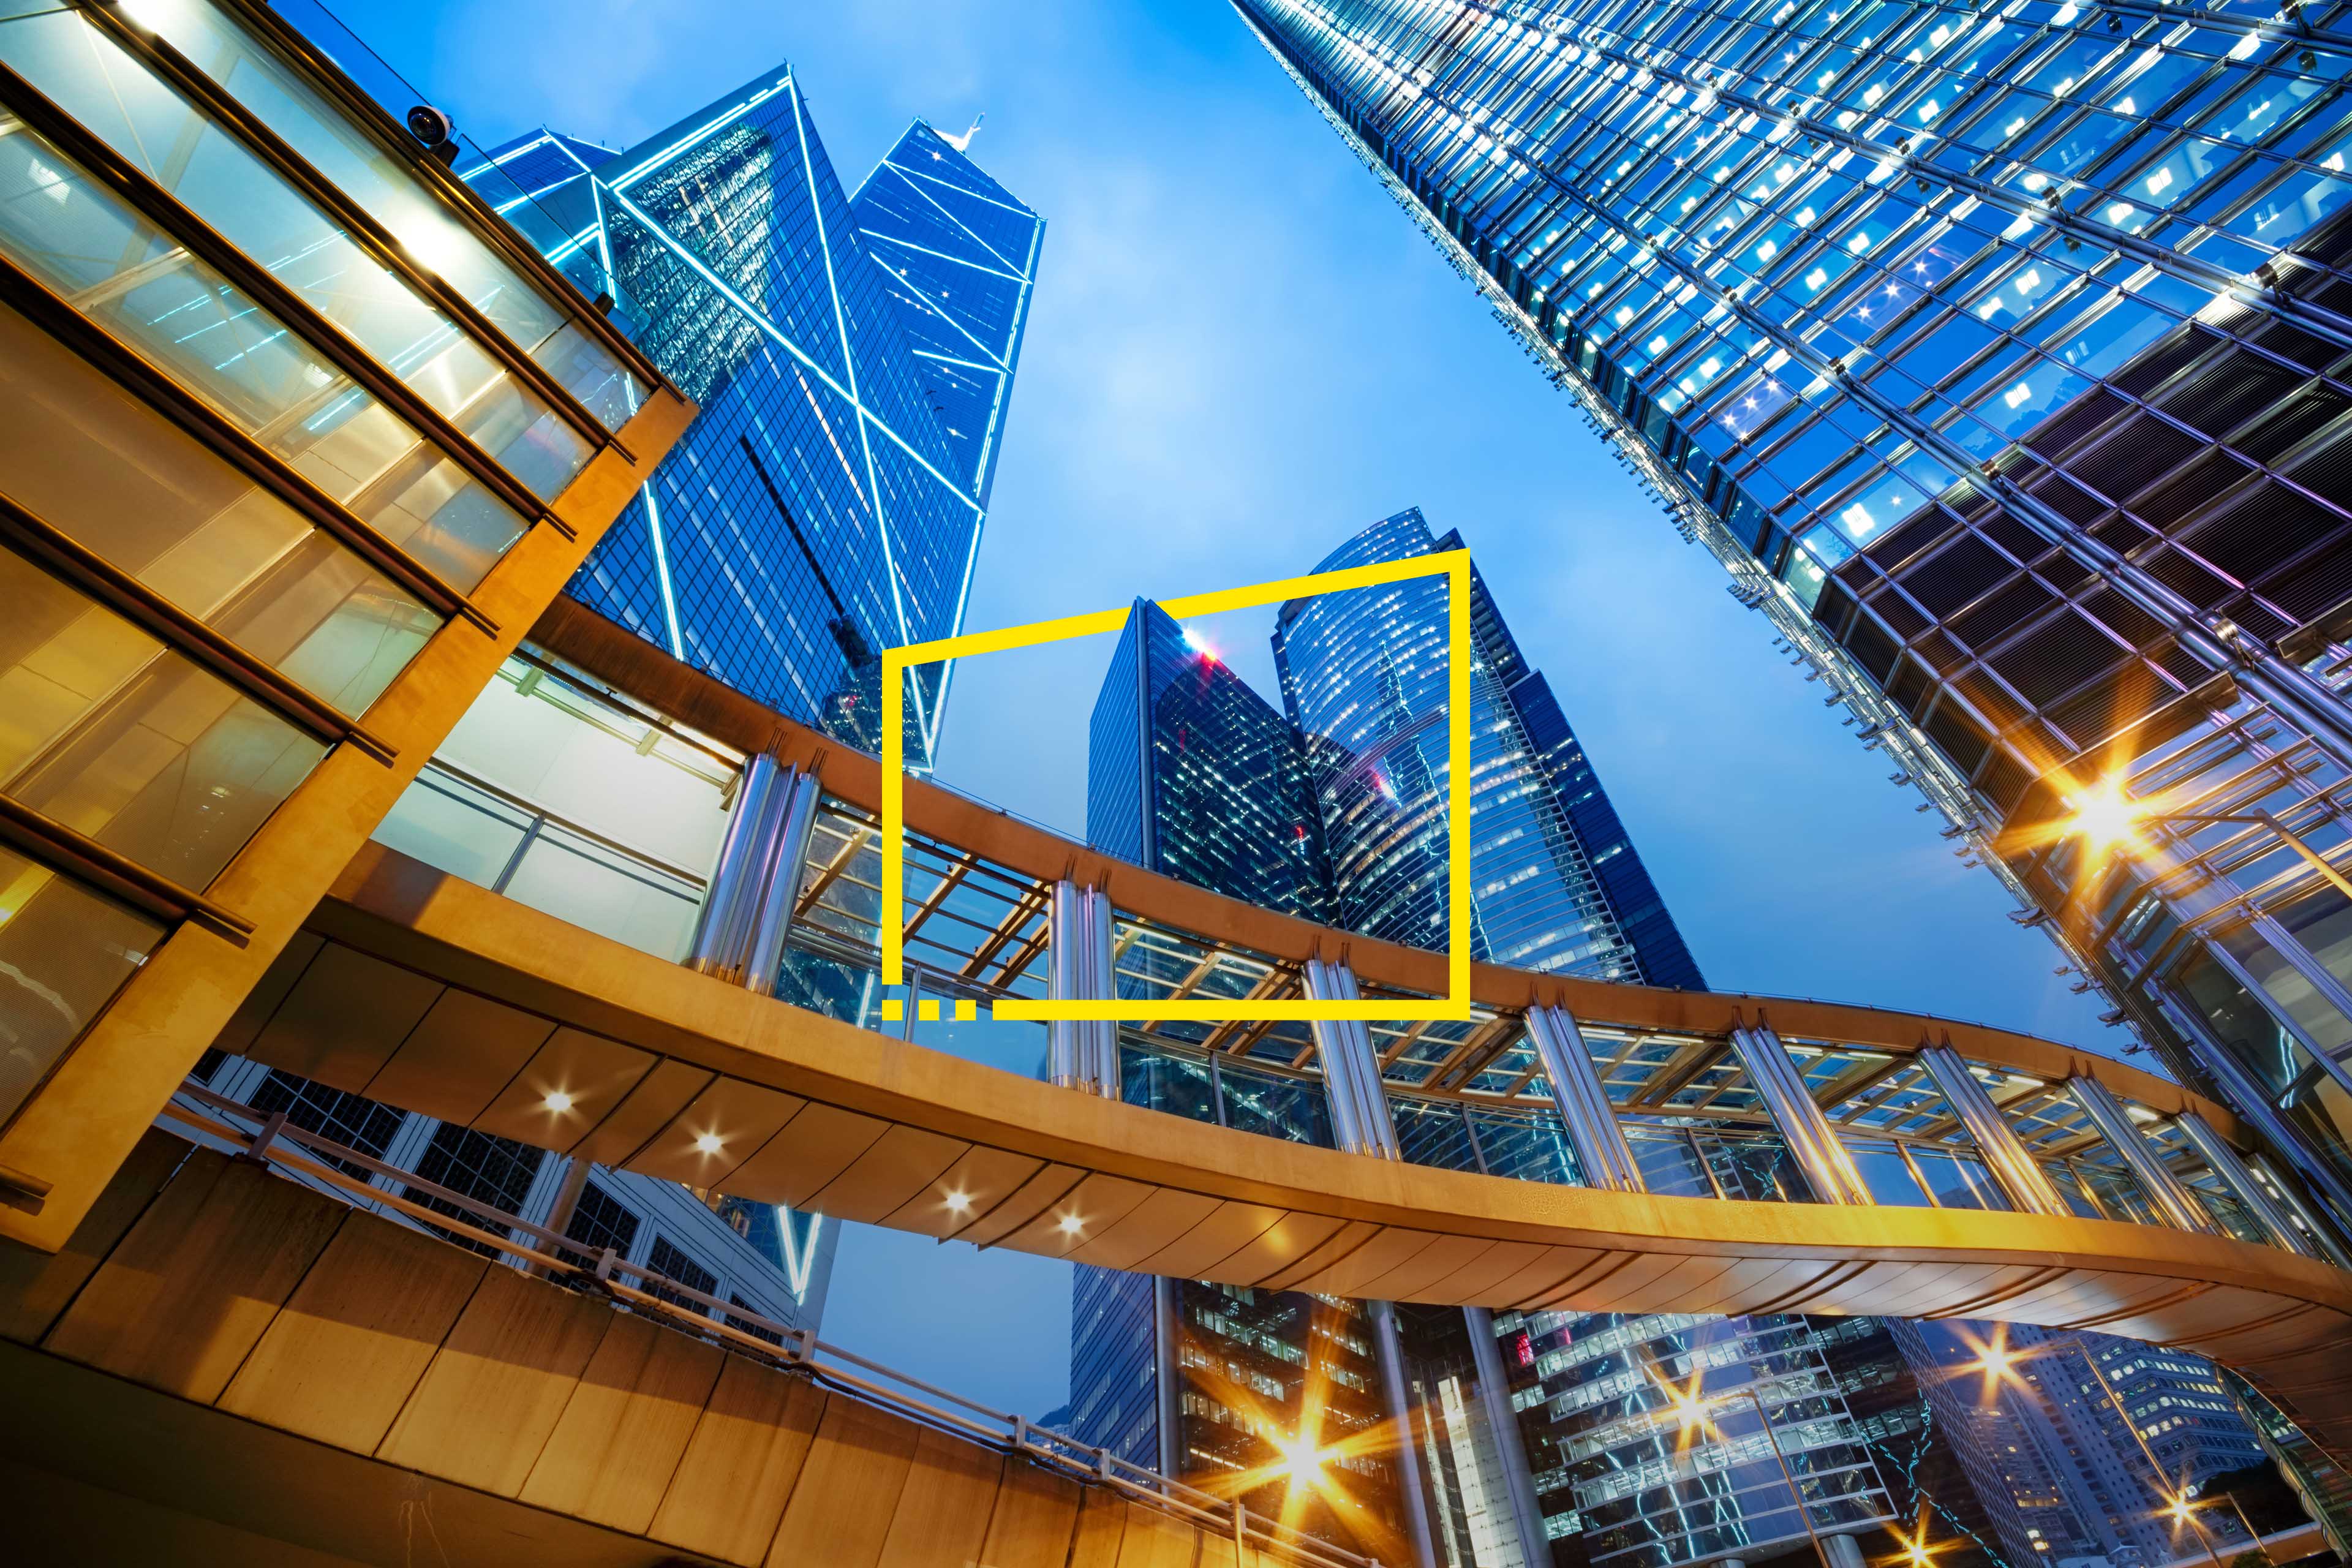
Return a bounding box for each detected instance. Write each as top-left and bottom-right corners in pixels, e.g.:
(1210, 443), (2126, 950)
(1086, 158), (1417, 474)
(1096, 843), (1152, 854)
(787, 77), (931, 745)
(871, 258), (1010, 369)
(884, 157), (1038, 221)
(592, 181), (982, 515)
(909, 349), (1006, 375)
(880, 161), (1027, 275)
(609, 72), (797, 194)
(856, 227), (1030, 283)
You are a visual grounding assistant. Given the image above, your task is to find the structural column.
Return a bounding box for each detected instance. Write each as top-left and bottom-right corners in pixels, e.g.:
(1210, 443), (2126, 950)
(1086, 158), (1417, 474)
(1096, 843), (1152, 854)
(1303, 958), (1436, 1568)
(1049, 881), (1119, 1098)
(685, 754), (820, 992)
(2067, 1077), (2216, 1234)
(1915, 1044), (2073, 1218)
(1727, 1024), (1873, 1205)
(2171, 1111), (2321, 1257)
(1464, 1303), (1555, 1567)
(1526, 1004), (1641, 1192)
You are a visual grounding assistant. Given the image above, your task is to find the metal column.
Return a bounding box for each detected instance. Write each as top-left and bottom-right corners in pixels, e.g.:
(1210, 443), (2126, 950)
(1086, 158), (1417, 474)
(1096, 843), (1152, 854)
(1527, 1004), (1641, 1192)
(1153, 1273), (1184, 1480)
(2067, 1077), (2217, 1234)
(1727, 1025), (1873, 1206)
(1303, 957), (1400, 1159)
(1305, 958), (1435, 1568)
(687, 755), (816, 992)
(2171, 1111), (2318, 1256)
(1369, 1299), (1442, 1568)
(745, 769), (820, 997)
(1049, 881), (1120, 1098)
(1916, 1045), (2073, 1218)
(1464, 1303), (1555, 1567)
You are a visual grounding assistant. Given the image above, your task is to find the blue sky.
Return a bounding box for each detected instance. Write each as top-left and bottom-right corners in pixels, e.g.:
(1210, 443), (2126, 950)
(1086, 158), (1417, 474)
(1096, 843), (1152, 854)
(341, 0), (2127, 1422)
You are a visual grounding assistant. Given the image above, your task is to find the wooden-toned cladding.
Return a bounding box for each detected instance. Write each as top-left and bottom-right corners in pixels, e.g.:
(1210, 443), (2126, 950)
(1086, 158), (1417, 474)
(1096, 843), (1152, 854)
(219, 845), (2352, 1452)
(0, 1133), (1293, 1567)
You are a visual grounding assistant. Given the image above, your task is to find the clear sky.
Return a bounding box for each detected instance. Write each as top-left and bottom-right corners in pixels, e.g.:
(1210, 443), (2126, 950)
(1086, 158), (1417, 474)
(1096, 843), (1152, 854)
(340, 0), (2129, 1423)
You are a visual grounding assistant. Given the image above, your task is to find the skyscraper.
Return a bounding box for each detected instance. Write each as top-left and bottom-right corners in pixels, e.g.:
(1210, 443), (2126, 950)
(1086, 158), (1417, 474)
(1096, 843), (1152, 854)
(465, 86), (1041, 767)
(1221, 0), (2352, 1257)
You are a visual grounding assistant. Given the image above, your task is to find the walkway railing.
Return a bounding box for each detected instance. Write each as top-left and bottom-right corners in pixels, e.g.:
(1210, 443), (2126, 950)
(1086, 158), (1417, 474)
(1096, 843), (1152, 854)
(161, 1082), (1381, 1568)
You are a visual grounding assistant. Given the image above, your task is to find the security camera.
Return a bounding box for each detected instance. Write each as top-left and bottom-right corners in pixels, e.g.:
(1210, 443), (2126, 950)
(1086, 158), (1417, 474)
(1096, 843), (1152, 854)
(405, 104), (455, 148)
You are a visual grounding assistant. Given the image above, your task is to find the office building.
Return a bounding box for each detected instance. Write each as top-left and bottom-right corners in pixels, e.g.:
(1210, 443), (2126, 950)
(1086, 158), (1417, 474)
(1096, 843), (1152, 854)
(464, 88), (1041, 767)
(1223, 0), (2352, 1257)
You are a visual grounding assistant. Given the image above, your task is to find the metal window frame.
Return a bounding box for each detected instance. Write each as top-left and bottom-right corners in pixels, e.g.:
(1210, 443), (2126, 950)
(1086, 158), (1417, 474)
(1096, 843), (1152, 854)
(0, 248), (491, 634)
(0, 488), (394, 764)
(80, 0), (631, 461)
(0, 58), (565, 538)
(0, 793), (252, 941)
(195, 0), (671, 401)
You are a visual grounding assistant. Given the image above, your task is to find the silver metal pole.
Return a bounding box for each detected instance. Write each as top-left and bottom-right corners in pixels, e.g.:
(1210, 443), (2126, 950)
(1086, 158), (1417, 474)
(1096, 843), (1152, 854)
(685, 753), (780, 977)
(1049, 880), (1084, 1090)
(1370, 1300), (1442, 1568)
(2171, 1110), (2320, 1256)
(1463, 1304), (1553, 1566)
(1529, 1005), (1642, 1192)
(1728, 1026), (1872, 1206)
(2067, 1077), (2218, 1234)
(1917, 1044), (2073, 1218)
(744, 769), (820, 997)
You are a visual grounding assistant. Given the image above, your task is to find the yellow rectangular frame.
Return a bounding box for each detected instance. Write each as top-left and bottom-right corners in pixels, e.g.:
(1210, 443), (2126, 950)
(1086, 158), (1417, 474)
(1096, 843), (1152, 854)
(881, 550), (1472, 1022)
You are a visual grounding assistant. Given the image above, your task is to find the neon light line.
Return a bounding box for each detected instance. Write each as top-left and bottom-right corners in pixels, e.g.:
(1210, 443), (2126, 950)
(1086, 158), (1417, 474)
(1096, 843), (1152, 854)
(608, 73), (795, 194)
(872, 257), (1009, 369)
(908, 348), (1006, 375)
(788, 77), (929, 750)
(593, 181), (983, 514)
(883, 157), (1038, 222)
(880, 162), (1027, 276)
(641, 482), (686, 658)
(854, 227), (1028, 282)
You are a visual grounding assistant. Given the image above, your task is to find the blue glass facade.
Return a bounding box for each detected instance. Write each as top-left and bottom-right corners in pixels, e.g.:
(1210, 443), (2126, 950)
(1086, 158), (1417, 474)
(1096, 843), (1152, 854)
(1090, 598), (1332, 921)
(465, 84), (1041, 766)
(1274, 510), (1700, 986)
(1224, 0), (2352, 1247)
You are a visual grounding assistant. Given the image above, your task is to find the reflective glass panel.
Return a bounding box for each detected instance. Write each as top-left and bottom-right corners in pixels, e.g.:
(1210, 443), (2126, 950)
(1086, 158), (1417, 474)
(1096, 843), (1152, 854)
(0, 850), (167, 1123)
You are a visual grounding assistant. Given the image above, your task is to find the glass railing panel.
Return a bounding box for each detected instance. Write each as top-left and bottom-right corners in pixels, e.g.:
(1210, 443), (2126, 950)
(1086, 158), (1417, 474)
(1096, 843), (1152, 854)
(0, 301), (437, 717)
(1849, 1137), (1933, 1205)
(1697, 1126), (1814, 1203)
(499, 818), (701, 960)
(1465, 1103), (1582, 1185)
(371, 762), (533, 886)
(1393, 1095), (1482, 1172)
(0, 121), (532, 592)
(131, 0), (642, 428)
(1911, 1147), (2011, 1212)
(1625, 1122), (1716, 1199)
(0, 9), (592, 496)
(1216, 1055), (1332, 1147)
(1121, 1042), (1220, 1126)
(0, 849), (170, 1123)
(2, 544), (328, 891)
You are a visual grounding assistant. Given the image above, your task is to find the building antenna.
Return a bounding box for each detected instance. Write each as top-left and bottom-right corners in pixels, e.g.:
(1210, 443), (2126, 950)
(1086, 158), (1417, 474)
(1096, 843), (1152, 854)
(943, 112), (984, 153)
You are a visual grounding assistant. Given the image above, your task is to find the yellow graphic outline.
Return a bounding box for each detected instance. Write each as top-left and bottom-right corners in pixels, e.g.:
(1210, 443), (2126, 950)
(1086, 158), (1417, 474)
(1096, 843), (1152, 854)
(881, 550), (1472, 1022)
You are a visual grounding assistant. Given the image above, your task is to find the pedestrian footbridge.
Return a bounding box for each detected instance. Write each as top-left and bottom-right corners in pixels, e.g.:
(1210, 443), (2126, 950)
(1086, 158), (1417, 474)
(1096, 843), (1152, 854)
(176, 605), (2352, 1460)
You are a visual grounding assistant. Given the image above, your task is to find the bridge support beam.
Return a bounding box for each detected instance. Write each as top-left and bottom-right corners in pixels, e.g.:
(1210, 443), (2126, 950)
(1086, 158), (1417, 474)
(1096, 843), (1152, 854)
(1305, 959), (1436, 1568)
(2174, 1111), (2322, 1257)
(1917, 1044), (2073, 1218)
(1048, 882), (1118, 1098)
(1729, 1025), (1872, 1205)
(685, 754), (819, 994)
(1528, 1005), (1642, 1192)
(2070, 1076), (2216, 1234)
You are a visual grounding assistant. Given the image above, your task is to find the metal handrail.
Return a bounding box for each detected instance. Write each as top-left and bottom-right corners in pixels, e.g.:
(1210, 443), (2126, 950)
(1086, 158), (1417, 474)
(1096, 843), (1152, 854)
(162, 1082), (1381, 1568)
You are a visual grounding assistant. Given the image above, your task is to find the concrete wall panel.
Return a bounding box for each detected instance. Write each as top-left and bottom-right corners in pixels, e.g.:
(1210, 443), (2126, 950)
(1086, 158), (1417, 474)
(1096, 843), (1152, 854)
(875, 1423), (1006, 1568)
(763, 1393), (921, 1568)
(649, 1355), (827, 1564)
(519, 1308), (726, 1532)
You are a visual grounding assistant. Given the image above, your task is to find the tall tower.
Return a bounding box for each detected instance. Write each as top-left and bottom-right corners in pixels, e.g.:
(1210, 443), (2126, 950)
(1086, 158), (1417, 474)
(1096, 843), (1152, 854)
(1221, 0), (2352, 1254)
(465, 89), (1042, 767)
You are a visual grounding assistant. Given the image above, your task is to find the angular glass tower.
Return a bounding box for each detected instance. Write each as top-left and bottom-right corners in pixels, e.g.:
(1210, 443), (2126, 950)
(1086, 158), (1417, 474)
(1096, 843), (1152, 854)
(1275, 510), (1702, 987)
(1090, 598), (1332, 922)
(1223, 0), (2352, 1250)
(465, 88), (1041, 767)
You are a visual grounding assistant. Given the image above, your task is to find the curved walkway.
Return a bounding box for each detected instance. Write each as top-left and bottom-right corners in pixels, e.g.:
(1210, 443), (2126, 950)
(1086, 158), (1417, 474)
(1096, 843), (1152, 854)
(218, 839), (2352, 1457)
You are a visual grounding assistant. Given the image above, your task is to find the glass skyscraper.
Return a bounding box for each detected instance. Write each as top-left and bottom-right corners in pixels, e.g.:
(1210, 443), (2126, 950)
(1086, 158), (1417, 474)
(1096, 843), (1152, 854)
(464, 88), (1041, 767)
(1276, 510), (1702, 986)
(1091, 597), (1332, 922)
(1221, 0), (2352, 1261)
